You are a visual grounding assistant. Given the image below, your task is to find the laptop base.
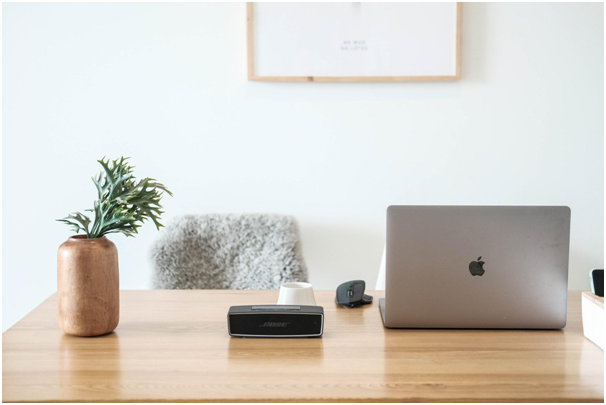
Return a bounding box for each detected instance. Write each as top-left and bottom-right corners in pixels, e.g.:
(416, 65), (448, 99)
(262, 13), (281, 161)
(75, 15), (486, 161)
(379, 298), (387, 326)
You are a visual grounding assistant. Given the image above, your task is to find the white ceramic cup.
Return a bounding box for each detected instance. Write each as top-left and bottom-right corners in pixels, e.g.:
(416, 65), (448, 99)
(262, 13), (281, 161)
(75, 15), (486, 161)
(277, 282), (317, 306)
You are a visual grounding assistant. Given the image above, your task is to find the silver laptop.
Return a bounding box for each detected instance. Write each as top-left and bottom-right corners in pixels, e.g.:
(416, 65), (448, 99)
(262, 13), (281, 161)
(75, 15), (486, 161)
(379, 206), (571, 329)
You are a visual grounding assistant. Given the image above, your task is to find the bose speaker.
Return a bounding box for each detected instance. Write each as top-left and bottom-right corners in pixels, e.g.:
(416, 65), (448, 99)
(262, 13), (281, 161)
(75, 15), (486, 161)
(228, 305), (324, 338)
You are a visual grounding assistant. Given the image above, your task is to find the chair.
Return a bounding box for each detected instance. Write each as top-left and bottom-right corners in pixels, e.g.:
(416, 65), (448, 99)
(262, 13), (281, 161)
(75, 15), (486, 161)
(151, 214), (309, 289)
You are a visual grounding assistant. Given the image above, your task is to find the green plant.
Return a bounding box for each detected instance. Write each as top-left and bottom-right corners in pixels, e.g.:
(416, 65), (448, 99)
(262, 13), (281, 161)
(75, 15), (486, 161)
(58, 157), (173, 239)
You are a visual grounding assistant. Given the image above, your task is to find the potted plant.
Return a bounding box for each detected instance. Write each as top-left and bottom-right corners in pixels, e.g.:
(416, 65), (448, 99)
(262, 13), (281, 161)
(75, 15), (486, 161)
(57, 157), (172, 336)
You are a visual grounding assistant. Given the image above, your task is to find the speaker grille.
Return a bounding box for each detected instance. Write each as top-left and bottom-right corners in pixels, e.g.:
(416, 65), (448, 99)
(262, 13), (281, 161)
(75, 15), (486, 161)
(229, 313), (323, 337)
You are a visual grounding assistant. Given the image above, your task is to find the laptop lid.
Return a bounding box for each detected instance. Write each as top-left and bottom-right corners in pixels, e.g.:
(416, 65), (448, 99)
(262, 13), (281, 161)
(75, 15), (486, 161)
(383, 205), (570, 329)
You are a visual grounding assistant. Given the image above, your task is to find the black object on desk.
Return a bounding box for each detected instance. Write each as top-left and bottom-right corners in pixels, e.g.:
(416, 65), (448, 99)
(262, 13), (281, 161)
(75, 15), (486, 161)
(227, 305), (324, 338)
(335, 280), (373, 308)
(590, 269), (604, 297)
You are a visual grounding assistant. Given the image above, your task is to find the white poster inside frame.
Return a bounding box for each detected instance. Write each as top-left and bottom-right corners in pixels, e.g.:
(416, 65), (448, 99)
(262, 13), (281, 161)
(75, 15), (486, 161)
(248, 2), (462, 82)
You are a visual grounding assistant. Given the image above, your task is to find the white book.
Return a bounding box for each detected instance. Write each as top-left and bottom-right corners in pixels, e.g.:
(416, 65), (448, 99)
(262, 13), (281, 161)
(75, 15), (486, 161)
(582, 291), (604, 350)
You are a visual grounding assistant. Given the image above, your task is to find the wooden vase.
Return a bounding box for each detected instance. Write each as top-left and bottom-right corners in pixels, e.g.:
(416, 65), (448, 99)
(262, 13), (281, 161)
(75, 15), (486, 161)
(57, 235), (119, 336)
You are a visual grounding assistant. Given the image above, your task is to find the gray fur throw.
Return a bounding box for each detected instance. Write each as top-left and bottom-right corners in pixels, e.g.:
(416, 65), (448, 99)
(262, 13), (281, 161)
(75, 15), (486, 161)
(151, 214), (308, 290)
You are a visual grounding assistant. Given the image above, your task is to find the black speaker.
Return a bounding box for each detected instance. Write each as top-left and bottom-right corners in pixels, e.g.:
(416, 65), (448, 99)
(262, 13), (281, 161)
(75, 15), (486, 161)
(227, 305), (324, 338)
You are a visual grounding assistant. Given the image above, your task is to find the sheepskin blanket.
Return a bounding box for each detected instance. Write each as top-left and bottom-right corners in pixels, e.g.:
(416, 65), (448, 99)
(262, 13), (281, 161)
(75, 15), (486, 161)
(151, 214), (308, 290)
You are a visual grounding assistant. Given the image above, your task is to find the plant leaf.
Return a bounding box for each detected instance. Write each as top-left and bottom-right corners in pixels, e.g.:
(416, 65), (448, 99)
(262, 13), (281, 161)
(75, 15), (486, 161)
(58, 157), (172, 238)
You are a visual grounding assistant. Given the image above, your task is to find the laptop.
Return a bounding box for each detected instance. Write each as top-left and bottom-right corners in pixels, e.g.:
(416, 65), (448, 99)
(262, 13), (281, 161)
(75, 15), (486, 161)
(379, 206), (571, 329)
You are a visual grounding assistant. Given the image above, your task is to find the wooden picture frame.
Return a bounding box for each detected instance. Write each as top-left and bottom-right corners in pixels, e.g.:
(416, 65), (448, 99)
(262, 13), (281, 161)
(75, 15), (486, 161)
(247, 2), (462, 82)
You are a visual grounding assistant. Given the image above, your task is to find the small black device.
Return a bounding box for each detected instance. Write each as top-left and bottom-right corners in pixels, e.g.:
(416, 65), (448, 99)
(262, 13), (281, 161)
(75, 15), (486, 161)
(227, 305), (323, 338)
(335, 280), (373, 308)
(590, 269), (604, 297)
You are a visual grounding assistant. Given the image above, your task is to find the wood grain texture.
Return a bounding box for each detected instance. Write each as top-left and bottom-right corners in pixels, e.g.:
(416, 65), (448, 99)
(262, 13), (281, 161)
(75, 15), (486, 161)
(57, 235), (119, 336)
(246, 2), (254, 80)
(3, 290), (603, 403)
(247, 2), (462, 83)
(454, 2), (462, 79)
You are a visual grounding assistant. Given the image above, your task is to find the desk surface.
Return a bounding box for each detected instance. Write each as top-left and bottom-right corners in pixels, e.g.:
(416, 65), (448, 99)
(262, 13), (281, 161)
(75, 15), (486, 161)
(3, 290), (604, 402)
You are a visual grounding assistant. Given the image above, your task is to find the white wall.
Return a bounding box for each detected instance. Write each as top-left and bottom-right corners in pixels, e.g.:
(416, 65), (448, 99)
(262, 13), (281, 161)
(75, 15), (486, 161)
(3, 2), (603, 331)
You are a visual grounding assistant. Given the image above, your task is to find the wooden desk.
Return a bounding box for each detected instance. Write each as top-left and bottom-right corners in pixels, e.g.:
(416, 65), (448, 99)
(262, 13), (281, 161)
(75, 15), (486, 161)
(3, 290), (604, 402)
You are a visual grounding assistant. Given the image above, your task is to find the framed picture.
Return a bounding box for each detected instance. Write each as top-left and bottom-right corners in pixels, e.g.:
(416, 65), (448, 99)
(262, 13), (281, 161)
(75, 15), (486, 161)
(247, 2), (462, 82)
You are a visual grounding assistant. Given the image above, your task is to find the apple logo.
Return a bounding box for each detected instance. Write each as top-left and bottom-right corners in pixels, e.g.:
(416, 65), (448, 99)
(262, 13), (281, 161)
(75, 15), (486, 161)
(469, 256), (486, 276)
